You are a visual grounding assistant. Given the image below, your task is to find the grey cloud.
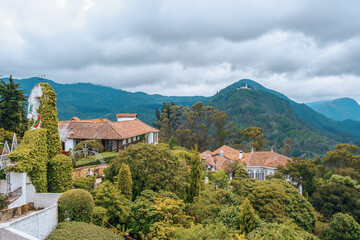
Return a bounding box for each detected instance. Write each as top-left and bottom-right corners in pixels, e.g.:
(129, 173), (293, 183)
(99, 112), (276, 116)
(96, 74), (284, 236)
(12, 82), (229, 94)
(1, 0), (360, 103)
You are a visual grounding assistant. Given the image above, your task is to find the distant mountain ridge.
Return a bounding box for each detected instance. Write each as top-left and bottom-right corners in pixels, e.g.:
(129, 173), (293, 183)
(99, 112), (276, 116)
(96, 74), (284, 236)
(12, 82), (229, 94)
(307, 98), (360, 122)
(6, 77), (207, 124)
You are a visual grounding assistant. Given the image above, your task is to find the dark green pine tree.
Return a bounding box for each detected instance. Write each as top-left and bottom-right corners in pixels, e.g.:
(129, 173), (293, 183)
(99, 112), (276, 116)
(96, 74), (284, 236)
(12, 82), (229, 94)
(0, 76), (28, 136)
(239, 197), (259, 234)
(117, 163), (133, 200)
(187, 146), (203, 203)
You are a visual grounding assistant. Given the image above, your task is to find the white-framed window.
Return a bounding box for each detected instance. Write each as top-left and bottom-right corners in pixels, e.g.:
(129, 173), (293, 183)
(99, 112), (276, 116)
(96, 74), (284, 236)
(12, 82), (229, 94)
(123, 139), (126, 145)
(128, 138), (132, 143)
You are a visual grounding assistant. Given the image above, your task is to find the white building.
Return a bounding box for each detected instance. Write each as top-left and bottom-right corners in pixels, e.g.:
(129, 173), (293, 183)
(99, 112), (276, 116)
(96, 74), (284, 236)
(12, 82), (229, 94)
(200, 145), (290, 180)
(58, 113), (159, 152)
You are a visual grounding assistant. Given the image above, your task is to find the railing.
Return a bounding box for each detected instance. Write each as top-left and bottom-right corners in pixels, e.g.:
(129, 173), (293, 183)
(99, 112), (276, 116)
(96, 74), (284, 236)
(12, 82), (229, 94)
(4, 187), (22, 205)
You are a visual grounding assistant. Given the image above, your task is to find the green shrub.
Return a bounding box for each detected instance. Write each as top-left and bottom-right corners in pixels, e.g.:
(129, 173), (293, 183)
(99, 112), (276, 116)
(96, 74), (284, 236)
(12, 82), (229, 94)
(93, 181), (129, 226)
(58, 189), (94, 223)
(247, 221), (318, 240)
(47, 154), (73, 192)
(73, 176), (96, 192)
(75, 140), (104, 153)
(92, 206), (108, 226)
(247, 179), (315, 233)
(7, 129), (48, 192)
(47, 222), (123, 240)
(321, 213), (360, 240)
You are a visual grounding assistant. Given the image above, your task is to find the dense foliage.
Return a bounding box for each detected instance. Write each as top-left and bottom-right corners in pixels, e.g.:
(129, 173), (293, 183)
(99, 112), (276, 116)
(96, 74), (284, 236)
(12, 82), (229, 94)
(38, 82), (62, 159)
(154, 102), (235, 151)
(238, 178), (316, 232)
(58, 189), (94, 223)
(7, 129), (48, 192)
(105, 143), (188, 199)
(117, 163), (133, 200)
(47, 154), (73, 192)
(247, 221), (318, 240)
(73, 176), (96, 192)
(320, 213), (360, 240)
(93, 181), (129, 226)
(47, 222), (123, 240)
(0, 76), (28, 136)
(187, 148), (202, 203)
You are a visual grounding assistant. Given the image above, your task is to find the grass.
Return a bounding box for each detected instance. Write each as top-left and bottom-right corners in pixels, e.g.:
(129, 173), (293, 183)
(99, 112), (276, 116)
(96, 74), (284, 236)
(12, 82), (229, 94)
(74, 152), (118, 168)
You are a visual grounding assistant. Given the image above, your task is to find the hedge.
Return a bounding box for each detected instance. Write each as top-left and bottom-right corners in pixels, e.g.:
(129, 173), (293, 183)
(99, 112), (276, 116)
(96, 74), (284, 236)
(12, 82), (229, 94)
(73, 176), (96, 192)
(7, 129), (48, 192)
(74, 155), (116, 168)
(58, 189), (94, 223)
(47, 222), (123, 240)
(47, 154), (73, 192)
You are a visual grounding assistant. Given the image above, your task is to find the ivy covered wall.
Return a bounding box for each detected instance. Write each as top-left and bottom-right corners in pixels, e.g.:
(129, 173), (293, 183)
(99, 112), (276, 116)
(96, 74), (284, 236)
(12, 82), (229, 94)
(38, 83), (62, 159)
(7, 82), (72, 193)
(8, 129), (48, 192)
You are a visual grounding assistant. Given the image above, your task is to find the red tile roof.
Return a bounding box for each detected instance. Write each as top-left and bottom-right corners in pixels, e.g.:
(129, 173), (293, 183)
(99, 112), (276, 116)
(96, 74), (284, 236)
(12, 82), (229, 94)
(201, 145), (290, 169)
(59, 117), (159, 140)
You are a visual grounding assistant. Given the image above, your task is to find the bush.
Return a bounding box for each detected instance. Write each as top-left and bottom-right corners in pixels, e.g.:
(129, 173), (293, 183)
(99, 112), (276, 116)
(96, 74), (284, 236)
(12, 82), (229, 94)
(247, 179), (315, 233)
(321, 213), (360, 240)
(47, 154), (73, 192)
(47, 222), (123, 240)
(92, 206), (108, 226)
(7, 129), (48, 192)
(247, 221), (318, 240)
(93, 181), (129, 226)
(105, 143), (188, 199)
(58, 189), (94, 223)
(75, 140), (104, 153)
(73, 176), (96, 192)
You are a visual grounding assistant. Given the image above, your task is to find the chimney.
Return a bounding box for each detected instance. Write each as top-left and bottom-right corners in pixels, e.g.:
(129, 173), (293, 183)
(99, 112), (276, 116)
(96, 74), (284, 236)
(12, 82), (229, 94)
(239, 150), (243, 159)
(251, 147), (254, 153)
(220, 149), (224, 157)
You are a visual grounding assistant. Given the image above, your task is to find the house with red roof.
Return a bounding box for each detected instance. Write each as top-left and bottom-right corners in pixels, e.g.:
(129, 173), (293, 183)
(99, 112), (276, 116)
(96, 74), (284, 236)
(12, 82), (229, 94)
(200, 145), (291, 180)
(58, 113), (159, 152)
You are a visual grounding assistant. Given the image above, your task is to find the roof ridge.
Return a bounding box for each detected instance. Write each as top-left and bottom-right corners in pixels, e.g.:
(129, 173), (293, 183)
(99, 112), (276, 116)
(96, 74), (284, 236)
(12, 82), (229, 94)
(108, 121), (124, 139)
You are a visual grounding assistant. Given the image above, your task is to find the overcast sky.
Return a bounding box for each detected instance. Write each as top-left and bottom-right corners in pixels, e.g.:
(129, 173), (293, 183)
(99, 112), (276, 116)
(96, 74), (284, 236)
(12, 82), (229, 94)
(1, 0), (360, 103)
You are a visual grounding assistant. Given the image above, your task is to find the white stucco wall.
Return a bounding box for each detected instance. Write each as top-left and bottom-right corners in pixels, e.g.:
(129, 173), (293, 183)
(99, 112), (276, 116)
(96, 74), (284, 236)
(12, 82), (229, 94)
(8, 172), (27, 209)
(117, 117), (136, 121)
(34, 193), (62, 209)
(0, 179), (6, 195)
(148, 132), (154, 144)
(0, 226), (39, 240)
(10, 204), (58, 240)
(64, 139), (75, 151)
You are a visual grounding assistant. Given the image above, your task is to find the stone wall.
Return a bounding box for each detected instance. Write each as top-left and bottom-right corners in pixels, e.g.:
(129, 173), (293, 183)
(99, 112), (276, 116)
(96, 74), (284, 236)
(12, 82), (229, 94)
(72, 164), (108, 179)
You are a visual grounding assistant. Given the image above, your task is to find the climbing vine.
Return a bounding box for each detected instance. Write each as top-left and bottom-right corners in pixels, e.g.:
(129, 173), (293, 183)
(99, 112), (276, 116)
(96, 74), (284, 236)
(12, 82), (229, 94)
(47, 154), (73, 193)
(7, 129), (48, 192)
(38, 83), (62, 159)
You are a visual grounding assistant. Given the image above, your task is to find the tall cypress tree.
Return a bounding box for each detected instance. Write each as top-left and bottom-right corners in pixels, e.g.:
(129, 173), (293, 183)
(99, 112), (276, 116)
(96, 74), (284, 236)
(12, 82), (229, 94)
(239, 198), (259, 234)
(117, 163), (133, 200)
(187, 146), (202, 203)
(0, 76), (28, 136)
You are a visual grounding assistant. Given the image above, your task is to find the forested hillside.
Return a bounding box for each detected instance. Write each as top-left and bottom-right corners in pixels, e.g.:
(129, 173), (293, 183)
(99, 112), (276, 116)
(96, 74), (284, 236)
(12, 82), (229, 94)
(9, 77), (207, 123)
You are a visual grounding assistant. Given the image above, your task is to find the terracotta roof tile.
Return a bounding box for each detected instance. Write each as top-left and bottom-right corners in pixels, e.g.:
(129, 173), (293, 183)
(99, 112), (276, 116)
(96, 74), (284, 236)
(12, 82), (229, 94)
(200, 145), (290, 170)
(58, 117), (159, 140)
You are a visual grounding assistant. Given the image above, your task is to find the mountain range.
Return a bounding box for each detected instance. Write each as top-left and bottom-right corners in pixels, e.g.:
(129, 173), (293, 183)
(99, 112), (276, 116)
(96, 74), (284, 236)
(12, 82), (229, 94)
(5, 77), (360, 157)
(307, 98), (360, 122)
